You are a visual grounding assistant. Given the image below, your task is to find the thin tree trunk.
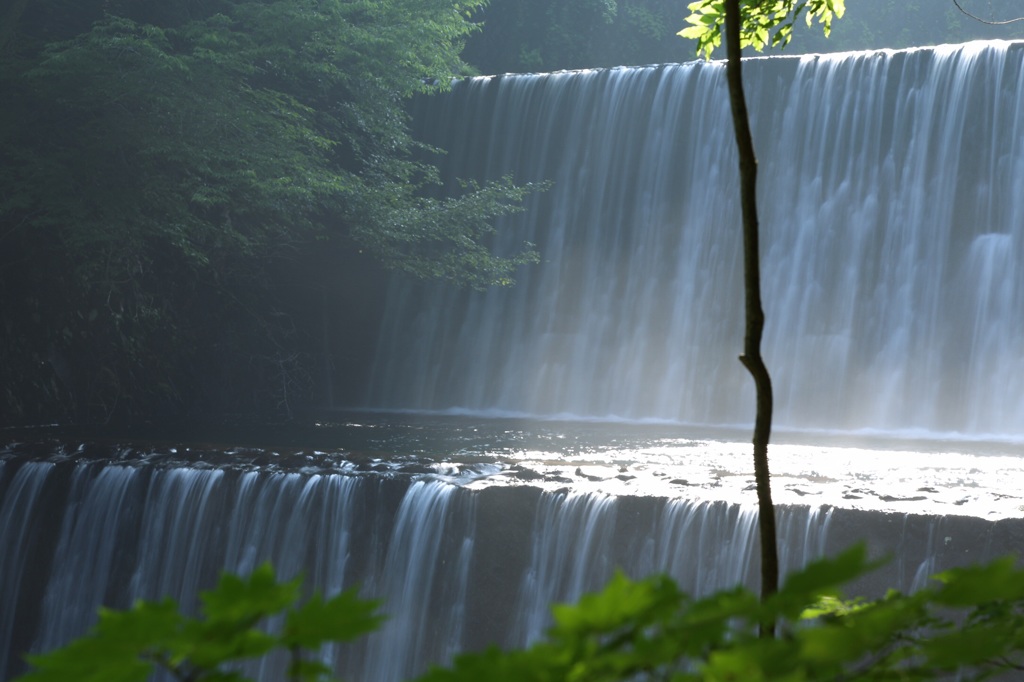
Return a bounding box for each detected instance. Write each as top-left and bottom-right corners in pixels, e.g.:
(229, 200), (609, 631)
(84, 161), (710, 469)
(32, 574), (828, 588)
(722, 0), (779, 619)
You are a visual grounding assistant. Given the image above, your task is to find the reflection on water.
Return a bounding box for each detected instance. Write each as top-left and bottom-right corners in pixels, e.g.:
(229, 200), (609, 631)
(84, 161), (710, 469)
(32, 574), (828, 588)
(3, 411), (1022, 518)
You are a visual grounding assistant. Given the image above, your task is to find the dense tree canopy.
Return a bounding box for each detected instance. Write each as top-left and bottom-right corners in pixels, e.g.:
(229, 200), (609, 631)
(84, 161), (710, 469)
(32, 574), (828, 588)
(0, 0), (543, 425)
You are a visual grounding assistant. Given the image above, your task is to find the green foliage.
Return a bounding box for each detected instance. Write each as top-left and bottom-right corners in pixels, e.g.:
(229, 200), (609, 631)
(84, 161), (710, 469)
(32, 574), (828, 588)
(423, 546), (1024, 681)
(5, 0), (541, 281)
(15, 548), (1024, 682)
(673, 0), (1024, 60)
(0, 0), (543, 424)
(780, 0), (1024, 55)
(681, 0), (847, 59)
(351, 175), (547, 289)
(16, 564), (383, 682)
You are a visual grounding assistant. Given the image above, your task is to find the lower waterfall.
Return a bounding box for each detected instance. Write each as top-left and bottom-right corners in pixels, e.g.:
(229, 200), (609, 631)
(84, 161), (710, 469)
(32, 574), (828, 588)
(0, 452), (1011, 681)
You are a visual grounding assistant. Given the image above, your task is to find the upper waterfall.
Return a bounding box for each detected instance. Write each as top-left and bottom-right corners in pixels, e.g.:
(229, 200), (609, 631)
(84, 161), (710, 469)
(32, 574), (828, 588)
(366, 41), (1024, 440)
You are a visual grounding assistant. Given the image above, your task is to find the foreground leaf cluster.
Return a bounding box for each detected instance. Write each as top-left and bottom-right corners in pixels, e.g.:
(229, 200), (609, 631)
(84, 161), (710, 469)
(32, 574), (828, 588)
(17, 547), (1024, 682)
(681, 0), (846, 58)
(17, 565), (382, 682)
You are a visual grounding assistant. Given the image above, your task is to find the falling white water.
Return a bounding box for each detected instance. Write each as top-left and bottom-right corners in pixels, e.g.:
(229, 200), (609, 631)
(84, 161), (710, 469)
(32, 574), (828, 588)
(0, 463), (481, 682)
(220, 472), (366, 682)
(33, 464), (142, 654)
(0, 454), (1012, 682)
(508, 495), (841, 648)
(128, 467), (227, 605)
(0, 462), (55, 678)
(511, 491), (618, 646)
(641, 499), (760, 596)
(776, 505), (833, 578)
(367, 41), (1024, 440)
(359, 480), (475, 682)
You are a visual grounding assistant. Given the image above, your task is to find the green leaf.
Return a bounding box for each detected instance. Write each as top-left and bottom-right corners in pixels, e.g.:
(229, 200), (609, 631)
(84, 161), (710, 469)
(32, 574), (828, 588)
(920, 624), (1017, 668)
(287, 657), (334, 682)
(200, 563), (301, 626)
(777, 545), (876, 605)
(182, 623), (278, 669)
(550, 571), (681, 636)
(679, 25), (708, 40)
(284, 589), (385, 648)
(933, 557), (1024, 606)
(17, 599), (184, 682)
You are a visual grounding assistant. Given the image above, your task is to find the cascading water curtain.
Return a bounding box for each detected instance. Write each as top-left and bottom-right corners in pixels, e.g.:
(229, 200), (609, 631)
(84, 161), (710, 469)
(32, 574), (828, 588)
(369, 41), (1024, 439)
(507, 494), (845, 648)
(0, 454), (1007, 682)
(0, 462), (56, 678)
(0, 460), (478, 682)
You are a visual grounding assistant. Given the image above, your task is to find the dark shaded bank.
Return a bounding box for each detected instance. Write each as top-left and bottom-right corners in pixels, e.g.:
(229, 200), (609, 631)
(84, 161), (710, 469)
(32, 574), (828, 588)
(2, 0), (540, 429)
(0, 237), (391, 429)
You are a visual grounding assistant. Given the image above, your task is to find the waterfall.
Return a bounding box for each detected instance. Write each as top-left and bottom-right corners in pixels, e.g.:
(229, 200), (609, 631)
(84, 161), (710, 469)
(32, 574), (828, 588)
(511, 491), (619, 646)
(0, 462), (55, 678)
(367, 40), (1024, 439)
(10, 454), (983, 682)
(5, 41), (1024, 682)
(358, 481), (475, 682)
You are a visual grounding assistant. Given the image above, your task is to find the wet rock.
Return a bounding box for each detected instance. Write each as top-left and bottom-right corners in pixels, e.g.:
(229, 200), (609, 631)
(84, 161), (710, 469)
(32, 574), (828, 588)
(877, 494), (927, 502)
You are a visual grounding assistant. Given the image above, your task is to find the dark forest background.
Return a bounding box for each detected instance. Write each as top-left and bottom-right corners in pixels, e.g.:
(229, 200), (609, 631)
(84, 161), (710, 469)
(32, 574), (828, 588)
(2, 0), (1022, 428)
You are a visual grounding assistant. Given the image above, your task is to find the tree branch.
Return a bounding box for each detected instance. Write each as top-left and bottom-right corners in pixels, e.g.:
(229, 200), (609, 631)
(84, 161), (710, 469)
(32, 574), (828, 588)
(952, 0), (1024, 25)
(723, 0), (779, 626)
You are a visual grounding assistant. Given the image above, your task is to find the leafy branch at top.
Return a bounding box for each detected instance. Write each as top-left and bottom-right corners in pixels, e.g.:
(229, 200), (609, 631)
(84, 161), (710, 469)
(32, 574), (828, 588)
(681, 0), (847, 58)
